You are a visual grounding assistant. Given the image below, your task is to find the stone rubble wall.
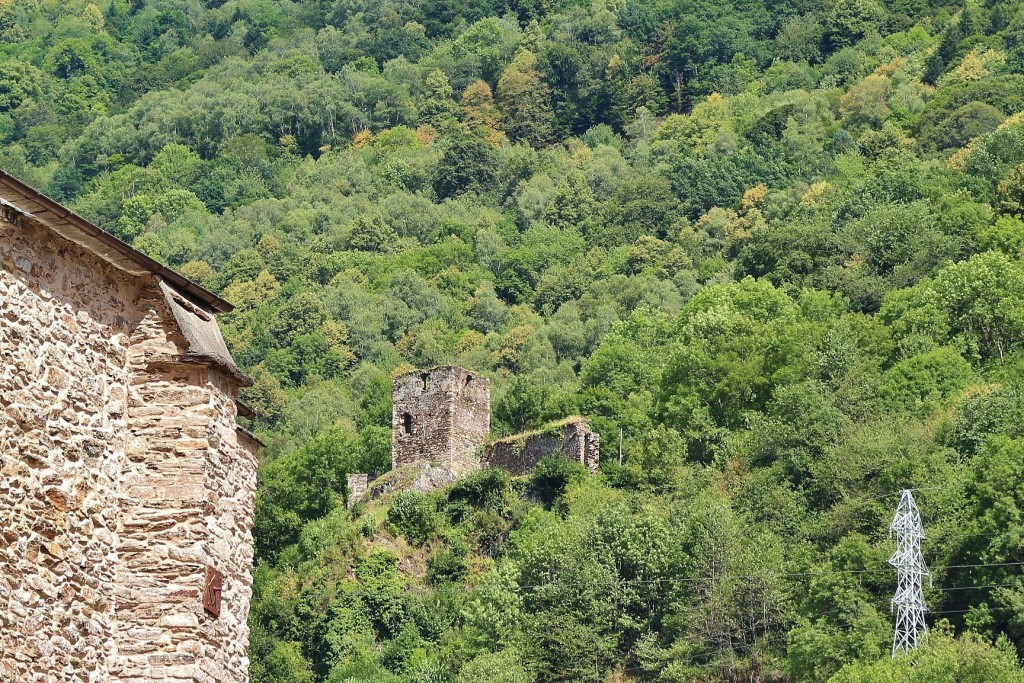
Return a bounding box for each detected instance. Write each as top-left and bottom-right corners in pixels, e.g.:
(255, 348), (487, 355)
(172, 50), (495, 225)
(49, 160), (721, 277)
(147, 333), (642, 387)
(483, 420), (601, 476)
(1, 215), (134, 682)
(196, 371), (258, 683)
(0, 213), (256, 683)
(113, 291), (257, 683)
(112, 284), (208, 683)
(444, 370), (490, 475)
(389, 367), (600, 485)
(347, 473), (369, 506)
(564, 421), (600, 474)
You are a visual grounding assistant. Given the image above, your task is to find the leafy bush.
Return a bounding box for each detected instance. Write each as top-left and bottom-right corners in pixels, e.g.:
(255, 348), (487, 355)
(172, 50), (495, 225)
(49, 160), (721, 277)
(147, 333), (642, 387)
(386, 492), (441, 546)
(426, 541), (470, 585)
(881, 347), (975, 415)
(445, 467), (509, 510)
(829, 631), (1024, 683)
(528, 457), (588, 508)
(457, 650), (530, 683)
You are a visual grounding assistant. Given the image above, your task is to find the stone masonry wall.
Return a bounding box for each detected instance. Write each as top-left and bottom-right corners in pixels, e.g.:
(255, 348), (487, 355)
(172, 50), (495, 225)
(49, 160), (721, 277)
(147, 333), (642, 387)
(1, 214), (134, 682)
(113, 289), (257, 683)
(392, 367), (490, 476)
(0, 212), (256, 682)
(347, 473), (369, 506)
(564, 420), (600, 474)
(197, 371), (258, 682)
(483, 419), (600, 476)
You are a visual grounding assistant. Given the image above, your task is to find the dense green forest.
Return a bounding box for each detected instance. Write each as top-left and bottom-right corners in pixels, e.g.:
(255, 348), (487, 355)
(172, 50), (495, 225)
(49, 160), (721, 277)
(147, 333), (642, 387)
(6, 0), (1024, 680)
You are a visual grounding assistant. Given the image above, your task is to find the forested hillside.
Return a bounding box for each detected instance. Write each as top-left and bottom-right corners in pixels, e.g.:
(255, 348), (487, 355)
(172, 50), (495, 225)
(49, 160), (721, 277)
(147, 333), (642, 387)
(5, 0), (1024, 680)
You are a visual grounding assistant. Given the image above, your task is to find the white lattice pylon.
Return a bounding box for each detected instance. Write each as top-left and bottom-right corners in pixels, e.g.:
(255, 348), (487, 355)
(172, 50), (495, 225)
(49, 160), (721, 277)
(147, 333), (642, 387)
(889, 489), (930, 656)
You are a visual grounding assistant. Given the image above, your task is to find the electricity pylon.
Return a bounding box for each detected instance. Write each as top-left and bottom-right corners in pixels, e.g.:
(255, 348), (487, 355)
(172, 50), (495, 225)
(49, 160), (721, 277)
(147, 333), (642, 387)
(889, 489), (929, 656)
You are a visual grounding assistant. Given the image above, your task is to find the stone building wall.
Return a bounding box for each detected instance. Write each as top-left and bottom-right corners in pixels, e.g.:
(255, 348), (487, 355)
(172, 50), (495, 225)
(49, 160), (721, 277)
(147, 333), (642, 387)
(195, 371), (258, 683)
(392, 367), (490, 476)
(113, 294), (258, 683)
(483, 419), (601, 476)
(1, 214), (134, 681)
(0, 204), (257, 682)
(563, 420), (601, 474)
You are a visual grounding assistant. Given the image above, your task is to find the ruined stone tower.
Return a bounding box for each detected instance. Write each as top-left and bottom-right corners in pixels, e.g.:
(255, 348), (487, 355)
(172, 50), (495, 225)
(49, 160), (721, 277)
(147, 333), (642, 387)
(392, 366), (490, 475)
(344, 368), (599, 505)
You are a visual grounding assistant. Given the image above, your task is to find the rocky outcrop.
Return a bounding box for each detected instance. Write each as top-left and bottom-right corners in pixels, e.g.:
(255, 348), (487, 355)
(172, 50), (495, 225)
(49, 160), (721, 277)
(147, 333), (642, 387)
(367, 464), (460, 498)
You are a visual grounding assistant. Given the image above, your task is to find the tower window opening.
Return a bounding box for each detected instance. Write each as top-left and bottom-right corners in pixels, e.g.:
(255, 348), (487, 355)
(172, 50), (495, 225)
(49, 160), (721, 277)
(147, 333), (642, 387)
(402, 413), (413, 435)
(420, 372), (430, 392)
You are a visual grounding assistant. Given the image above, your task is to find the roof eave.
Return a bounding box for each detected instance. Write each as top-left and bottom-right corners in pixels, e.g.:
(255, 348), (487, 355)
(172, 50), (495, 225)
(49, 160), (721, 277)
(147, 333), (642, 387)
(0, 170), (233, 313)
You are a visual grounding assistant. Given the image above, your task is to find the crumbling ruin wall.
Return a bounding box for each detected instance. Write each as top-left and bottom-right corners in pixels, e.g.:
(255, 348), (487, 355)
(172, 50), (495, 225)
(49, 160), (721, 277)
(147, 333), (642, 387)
(0, 213), (257, 683)
(347, 473), (369, 506)
(483, 419), (600, 476)
(392, 367), (490, 476)
(563, 420), (601, 473)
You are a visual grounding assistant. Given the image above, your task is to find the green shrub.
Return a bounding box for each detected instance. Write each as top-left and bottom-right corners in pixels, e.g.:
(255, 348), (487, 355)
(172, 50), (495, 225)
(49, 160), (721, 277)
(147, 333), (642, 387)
(528, 457), (588, 508)
(457, 650), (530, 683)
(446, 467), (510, 509)
(426, 541), (470, 585)
(387, 492), (441, 546)
(881, 347), (974, 415)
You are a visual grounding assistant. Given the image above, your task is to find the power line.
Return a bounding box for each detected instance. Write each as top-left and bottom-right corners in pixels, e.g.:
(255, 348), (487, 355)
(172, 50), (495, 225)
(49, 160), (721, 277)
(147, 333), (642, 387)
(328, 556), (1024, 598)
(332, 487), (1023, 599)
(930, 606), (1022, 615)
(334, 566), (1024, 601)
(933, 561), (1024, 571)
(932, 581), (1022, 592)
(616, 604), (1024, 677)
(511, 560), (1024, 592)
(837, 485), (952, 506)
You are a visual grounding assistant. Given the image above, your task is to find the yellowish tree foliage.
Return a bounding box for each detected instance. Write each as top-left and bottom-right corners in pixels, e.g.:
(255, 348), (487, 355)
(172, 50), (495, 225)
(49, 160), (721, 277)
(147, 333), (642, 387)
(652, 93), (732, 157)
(940, 48), (1007, 87)
(461, 80), (504, 144)
(497, 50), (555, 147)
(82, 3), (104, 31)
(352, 129), (372, 148)
(840, 74), (890, 129)
(741, 185), (768, 212)
(801, 181), (831, 206)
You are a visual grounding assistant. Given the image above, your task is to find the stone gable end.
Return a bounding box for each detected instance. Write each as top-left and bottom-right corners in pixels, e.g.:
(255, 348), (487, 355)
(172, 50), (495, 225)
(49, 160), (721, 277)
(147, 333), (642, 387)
(1, 200), (258, 682)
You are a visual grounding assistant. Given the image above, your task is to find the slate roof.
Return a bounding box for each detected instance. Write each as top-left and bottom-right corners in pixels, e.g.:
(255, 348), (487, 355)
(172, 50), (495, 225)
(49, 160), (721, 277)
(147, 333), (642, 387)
(0, 169), (233, 313)
(0, 169), (252, 389)
(158, 280), (252, 387)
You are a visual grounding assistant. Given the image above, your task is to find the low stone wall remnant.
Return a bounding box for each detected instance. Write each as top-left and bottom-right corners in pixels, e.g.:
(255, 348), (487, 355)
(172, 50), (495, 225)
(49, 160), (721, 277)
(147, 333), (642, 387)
(347, 473), (370, 506)
(483, 419), (600, 477)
